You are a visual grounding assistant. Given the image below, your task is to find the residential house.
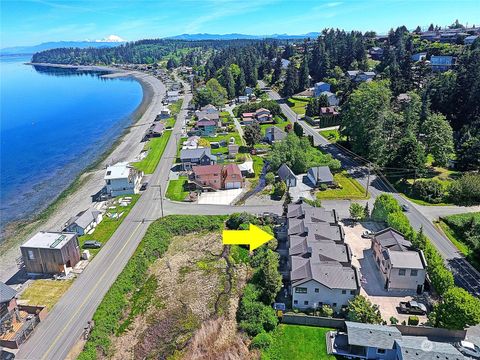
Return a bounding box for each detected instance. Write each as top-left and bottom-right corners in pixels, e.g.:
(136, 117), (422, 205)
(307, 166), (334, 187)
(464, 35), (479, 45)
(411, 52), (427, 62)
(371, 228), (427, 292)
(156, 107), (171, 120)
(241, 112), (255, 125)
(265, 126), (287, 144)
(319, 106), (339, 118)
(237, 95), (248, 104)
(200, 104), (218, 113)
(145, 122), (165, 138)
(228, 144), (239, 157)
(347, 70), (376, 82)
(318, 91), (339, 106)
(255, 108), (273, 124)
(430, 55), (456, 72)
(20, 232), (81, 275)
(420, 31), (440, 42)
(245, 87), (254, 97)
(313, 82), (331, 97)
(64, 209), (103, 236)
(287, 202), (338, 225)
(0, 282), (17, 324)
(223, 163), (244, 189)
(196, 118), (217, 136)
(104, 162), (143, 197)
(180, 148), (217, 170)
(328, 321), (465, 360)
(277, 164), (297, 187)
(182, 135), (200, 149)
(272, 58), (291, 69)
(369, 46), (384, 60)
(191, 164), (243, 190)
(166, 90), (179, 103)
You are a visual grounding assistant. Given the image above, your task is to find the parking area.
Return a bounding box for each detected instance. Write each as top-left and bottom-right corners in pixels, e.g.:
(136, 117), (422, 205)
(343, 222), (429, 324)
(288, 175), (315, 202)
(197, 188), (243, 205)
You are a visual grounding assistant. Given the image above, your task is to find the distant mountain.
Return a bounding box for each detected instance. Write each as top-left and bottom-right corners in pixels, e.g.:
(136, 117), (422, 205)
(0, 40), (125, 56)
(167, 32), (321, 41)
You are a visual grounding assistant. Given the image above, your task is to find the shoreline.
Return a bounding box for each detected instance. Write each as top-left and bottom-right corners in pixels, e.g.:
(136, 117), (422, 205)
(0, 64), (164, 282)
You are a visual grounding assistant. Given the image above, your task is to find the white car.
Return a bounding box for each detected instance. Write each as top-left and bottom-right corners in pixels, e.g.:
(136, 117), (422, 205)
(361, 230), (374, 239)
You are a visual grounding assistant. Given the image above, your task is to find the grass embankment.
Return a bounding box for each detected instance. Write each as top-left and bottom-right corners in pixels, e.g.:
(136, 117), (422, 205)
(133, 130), (172, 174)
(287, 97), (309, 116)
(319, 129), (345, 144)
(20, 279), (74, 310)
(165, 176), (189, 201)
(79, 195), (140, 257)
(262, 325), (336, 360)
(316, 171), (368, 200)
(78, 215), (226, 360)
(437, 212), (480, 271)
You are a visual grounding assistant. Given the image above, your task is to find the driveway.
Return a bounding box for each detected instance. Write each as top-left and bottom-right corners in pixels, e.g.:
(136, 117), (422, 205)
(343, 222), (428, 324)
(197, 189), (243, 205)
(288, 175), (314, 201)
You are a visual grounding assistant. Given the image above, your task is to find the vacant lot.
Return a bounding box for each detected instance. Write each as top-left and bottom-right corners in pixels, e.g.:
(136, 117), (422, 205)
(20, 279), (73, 310)
(287, 97), (309, 116)
(165, 176), (189, 201)
(133, 130), (172, 174)
(316, 171), (368, 200)
(319, 129), (345, 143)
(262, 324), (336, 360)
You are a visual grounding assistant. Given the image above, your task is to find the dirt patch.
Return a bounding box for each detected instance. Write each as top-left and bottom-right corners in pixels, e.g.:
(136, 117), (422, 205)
(108, 231), (250, 359)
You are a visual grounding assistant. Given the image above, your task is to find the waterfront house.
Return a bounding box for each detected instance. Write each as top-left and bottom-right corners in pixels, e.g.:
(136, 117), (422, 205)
(313, 82), (331, 97)
(20, 231), (81, 275)
(307, 166), (334, 187)
(104, 162), (143, 197)
(145, 122), (165, 138)
(265, 126), (287, 144)
(180, 147), (217, 170)
(371, 228), (427, 293)
(166, 90), (179, 103)
(430, 55), (456, 72)
(156, 107), (171, 120)
(64, 208), (103, 236)
(277, 164), (297, 187)
(196, 118), (217, 136)
(0, 282), (17, 321)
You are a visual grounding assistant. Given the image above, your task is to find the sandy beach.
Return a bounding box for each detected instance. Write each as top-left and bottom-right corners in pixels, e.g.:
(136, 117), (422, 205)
(0, 65), (166, 282)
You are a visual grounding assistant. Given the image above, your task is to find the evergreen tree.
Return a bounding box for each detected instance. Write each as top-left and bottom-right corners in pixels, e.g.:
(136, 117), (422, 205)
(236, 69), (246, 97)
(298, 56), (310, 91)
(272, 56), (282, 83)
(221, 66), (236, 99)
(282, 61), (299, 97)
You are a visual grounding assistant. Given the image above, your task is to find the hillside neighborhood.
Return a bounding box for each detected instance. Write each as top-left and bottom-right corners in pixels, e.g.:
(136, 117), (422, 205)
(2, 18), (480, 360)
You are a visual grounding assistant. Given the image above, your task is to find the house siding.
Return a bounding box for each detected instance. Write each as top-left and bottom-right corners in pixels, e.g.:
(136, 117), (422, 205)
(292, 280), (356, 311)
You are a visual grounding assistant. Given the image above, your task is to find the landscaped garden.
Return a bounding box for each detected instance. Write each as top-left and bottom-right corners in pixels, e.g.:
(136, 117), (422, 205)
(316, 171), (368, 200)
(261, 324), (336, 360)
(133, 130), (172, 174)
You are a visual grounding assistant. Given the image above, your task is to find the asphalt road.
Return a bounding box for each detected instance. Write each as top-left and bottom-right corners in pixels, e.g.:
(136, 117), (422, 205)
(258, 81), (480, 297)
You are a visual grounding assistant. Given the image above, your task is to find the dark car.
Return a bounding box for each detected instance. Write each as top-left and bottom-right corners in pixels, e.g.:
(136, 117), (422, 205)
(455, 341), (480, 359)
(398, 300), (427, 315)
(1, 350), (15, 360)
(402, 204), (410, 212)
(140, 182), (148, 191)
(83, 240), (102, 249)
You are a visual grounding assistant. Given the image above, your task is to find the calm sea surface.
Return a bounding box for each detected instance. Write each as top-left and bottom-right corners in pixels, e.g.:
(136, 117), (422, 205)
(0, 56), (143, 234)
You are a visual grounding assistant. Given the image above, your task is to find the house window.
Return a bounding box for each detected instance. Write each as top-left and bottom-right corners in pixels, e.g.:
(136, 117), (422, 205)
(377, 348), (386, 354)
(293, 300), (298, 305)
(411, 269), (418, 276)
(295, 287), (307, 294)
(315, 288), (319, 293)
(342, 290), (347, 294)
(399, 269), (406, 276)
(27, 250), (35, 260)
(332, 303), (337, 308)
(304, 301), (309, 306)
(350, 290), (356, 295)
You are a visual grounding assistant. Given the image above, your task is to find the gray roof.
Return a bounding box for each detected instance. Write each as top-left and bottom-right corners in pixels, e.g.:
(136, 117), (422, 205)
(291, 259), (359, 290)
(287, 203), (336, 224)
(307, 166), (334, 183)
(290, 238), (350, 263)
(196, 111), (219, 121)
(149, 122), (165, 134)
(21, 231), (77, 250)
(346, 322), (402, 349)
(375, 228), (412, 251)
(266, 126), (287, 141)
(0, 281), (17, 303)
(278, 164), (295, 181)
(180, 147), (216, 161)
(74, 209), (102, 229)
(396, 336), (465, 360)
(388, 250), (425, 270)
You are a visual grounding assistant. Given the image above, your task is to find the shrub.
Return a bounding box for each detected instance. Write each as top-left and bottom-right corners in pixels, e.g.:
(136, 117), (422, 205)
(273, 181), (287, 199)
(408, 315), (419, 325)
(371, 194), (402, 221)
(411, 179), (447, 203)
(250, 332), (273, 350)
(265, 172), (275, 185)
(320, 305), (334, 318)
(226, 212), (259, 230)
(390, 316), (399, 325)
(449, 173), (480, 205)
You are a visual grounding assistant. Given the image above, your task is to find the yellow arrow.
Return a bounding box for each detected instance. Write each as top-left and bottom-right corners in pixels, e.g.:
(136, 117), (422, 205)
(222, 224), (274, 251)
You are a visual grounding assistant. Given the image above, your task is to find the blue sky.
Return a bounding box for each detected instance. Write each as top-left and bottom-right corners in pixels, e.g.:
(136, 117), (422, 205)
(2, 0), (480, 47)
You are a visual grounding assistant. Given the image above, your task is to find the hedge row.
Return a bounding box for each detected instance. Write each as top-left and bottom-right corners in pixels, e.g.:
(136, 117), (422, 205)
(78, 215), (226, 360)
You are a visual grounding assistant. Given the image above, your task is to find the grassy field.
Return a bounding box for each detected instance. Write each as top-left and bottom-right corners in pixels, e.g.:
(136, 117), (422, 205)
(169, 99), (183, 116)
(316, 171), (368, 200)
(164, 117), (175, 128)
(203, 132), (242, 155)
(165, 176), (189, 201)
(133, 130), (172, 174)
(319, 129), (345, 143)
(262, 325), (336, 360)
(260, 116), (291, 135)
(79, 195), (140, 256)
(287, 97), (309, 115)
(20, 279), (74, 310)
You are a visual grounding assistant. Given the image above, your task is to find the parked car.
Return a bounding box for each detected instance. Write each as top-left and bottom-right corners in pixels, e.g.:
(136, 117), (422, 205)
(455, 341), (480, 359)
(402, 204), (410, 212)
(0, 350), (15, 360)
(83, 240), (102, 249)
(398, 300), (427, 315)
(140, 182), (149, 191)
(361, 230), (374, 239)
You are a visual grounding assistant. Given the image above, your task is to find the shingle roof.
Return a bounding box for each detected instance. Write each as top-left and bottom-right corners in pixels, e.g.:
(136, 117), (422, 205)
(0, 281), (17, 303)
(180, 147), (216, 161)
(307, 166), (334, 183)
(278, 164), (295, 181)
(375, 228), (412, 251)
(291, 260), (359, 290)
(396, 336), (465, 360)
(287, 203), (336, 224)
(266, 126), (286, 140)
(74, 209), (102, 229)
(290, 238), (350, 263)
(192, 164), (222, 175)
(224, 163), (242, 178)
(346, 322), (402, 349)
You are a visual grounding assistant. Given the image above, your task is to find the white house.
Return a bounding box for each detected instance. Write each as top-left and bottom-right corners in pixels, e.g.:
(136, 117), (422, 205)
(104, 162), (143, 197)
(64, 209), (103, 236)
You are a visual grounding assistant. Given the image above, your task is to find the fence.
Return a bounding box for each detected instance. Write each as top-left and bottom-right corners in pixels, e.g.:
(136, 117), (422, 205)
(281, 314), (345, 329)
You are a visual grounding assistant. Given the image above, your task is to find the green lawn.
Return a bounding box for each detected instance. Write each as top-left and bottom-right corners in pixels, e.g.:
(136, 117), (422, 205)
(133, 130), (172, 174)
(252, 155), (265, 179)
(287, 97), (309, 116)
(203, 132), (242, 155)
(316, 171), (369, 200)
(319, 129), (345, 144)
(262, 325), (336, 360)
(165, 116), (175, 128)
(165, 176), (189, 201)
(260, 116), (291, 135)
(169, 99), (183, 116)
(79, 194), (140, 256)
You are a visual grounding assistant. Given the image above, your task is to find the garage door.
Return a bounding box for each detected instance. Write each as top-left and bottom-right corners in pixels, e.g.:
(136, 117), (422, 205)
(226, 182), (241, 189)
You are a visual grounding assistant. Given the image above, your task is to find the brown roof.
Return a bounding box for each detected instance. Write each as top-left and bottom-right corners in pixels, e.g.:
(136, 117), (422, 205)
(223, 163), (242, 177)
(192, 164), (222, 175)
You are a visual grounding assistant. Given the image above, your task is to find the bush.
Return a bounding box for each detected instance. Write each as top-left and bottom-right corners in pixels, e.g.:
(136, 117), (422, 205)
(265, 172), (275, 185)
(408, 315), (419, 325)
(250, 331), (273, 350)
(320, 304), (334, 318)
(390, 316), (399, 325)
(226, 212), (259, 230)
(411, 179), (447, 203)
(449, 173), (480, 205)
(273, 181), (287, 199)
(371, 194), (402, 221)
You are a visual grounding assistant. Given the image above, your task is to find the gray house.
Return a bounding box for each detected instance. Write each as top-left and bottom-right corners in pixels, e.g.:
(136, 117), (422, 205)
(287, 202), (337, 225)
(430, 55), (456, 72)
(180, 148), (217, 170)
(64, 209), (103, 236)
(307, 166), (334, 186)
(318, 91), (339, 106)
(265, 126), (287, 144)
(277, 164), (297, 187)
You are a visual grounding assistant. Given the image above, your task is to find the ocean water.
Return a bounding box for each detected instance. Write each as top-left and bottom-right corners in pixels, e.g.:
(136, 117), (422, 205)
(0, 56), (143, 233)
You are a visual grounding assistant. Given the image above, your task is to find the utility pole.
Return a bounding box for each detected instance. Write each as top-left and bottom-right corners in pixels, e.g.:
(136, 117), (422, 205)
(365, 163), (371, 197)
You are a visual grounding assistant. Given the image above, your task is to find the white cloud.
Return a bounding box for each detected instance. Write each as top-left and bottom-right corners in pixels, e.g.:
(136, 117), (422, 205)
(95, 34), (126, 42)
